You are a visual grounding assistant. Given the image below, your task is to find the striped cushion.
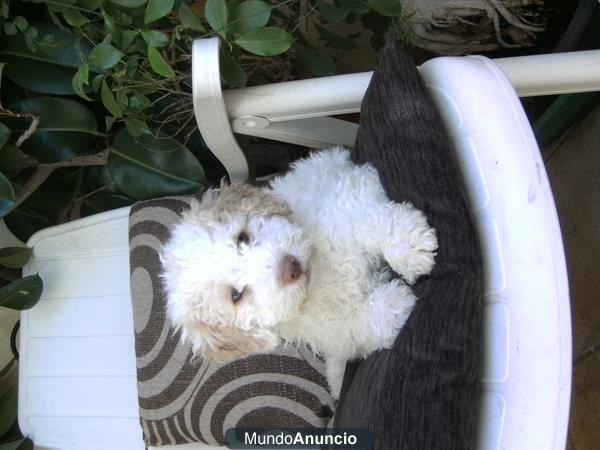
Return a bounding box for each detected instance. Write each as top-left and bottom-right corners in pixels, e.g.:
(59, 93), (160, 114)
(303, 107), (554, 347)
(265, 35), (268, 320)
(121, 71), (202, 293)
(129, 196), (336, 446)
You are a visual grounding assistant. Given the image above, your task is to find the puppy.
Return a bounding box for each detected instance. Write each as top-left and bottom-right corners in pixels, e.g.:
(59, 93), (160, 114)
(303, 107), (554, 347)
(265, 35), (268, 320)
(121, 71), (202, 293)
(160, 147), (437, 396)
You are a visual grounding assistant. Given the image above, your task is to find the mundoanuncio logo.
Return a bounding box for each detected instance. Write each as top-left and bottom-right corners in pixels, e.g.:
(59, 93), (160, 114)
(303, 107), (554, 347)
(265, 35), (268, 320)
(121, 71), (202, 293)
(224, 428), (374, 449)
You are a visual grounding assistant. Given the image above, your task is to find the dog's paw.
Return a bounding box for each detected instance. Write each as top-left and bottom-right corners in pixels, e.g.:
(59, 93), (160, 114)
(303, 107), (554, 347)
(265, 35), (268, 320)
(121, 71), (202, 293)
(383, 209), (438, 284)
(325, 358), (345, 400)
(366, 279), (416, 349)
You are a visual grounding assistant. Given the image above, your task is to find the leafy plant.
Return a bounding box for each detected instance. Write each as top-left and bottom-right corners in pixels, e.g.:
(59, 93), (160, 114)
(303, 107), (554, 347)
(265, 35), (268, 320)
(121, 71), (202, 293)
(0, 0), (403, 241)
(0, 387), (34, 449)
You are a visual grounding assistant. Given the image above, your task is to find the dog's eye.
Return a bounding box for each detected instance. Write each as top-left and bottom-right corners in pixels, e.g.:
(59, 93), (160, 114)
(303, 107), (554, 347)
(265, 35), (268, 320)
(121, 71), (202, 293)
(231, 287), (243, 303)
(237, 231), (250, 245)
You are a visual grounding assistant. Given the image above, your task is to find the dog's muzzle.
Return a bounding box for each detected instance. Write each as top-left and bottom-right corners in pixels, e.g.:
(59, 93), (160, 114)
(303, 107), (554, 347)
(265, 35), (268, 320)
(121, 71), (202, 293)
(280, 255), (303, 285)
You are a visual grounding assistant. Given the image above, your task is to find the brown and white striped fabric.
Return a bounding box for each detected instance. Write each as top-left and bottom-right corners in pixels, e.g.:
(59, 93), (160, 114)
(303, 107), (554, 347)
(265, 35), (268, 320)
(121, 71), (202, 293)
(129, 196), (336, 446)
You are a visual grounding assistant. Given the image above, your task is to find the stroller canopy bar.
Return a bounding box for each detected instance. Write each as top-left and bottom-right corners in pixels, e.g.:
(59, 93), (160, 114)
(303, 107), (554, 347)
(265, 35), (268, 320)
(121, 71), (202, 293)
(221, 50), (600, 123)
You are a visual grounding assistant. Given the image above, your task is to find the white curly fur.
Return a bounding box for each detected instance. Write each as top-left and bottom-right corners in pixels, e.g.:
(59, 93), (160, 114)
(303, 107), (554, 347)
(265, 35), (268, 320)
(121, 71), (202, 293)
(160, 147), (437, 397)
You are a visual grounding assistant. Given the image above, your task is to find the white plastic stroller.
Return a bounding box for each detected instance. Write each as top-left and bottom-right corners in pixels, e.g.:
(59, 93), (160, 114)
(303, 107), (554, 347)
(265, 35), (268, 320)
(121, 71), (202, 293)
(17, 38), (600, 449)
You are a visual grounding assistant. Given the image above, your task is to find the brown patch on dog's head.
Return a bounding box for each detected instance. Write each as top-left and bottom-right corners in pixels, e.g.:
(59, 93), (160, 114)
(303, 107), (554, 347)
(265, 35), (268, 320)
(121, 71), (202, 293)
(189, 182), (292, 226)
(215, 182), (292, 217)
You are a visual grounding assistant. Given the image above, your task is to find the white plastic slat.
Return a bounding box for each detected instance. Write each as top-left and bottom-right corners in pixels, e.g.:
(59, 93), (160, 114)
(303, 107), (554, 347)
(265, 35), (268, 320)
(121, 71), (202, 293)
(19, 208), (146, 450)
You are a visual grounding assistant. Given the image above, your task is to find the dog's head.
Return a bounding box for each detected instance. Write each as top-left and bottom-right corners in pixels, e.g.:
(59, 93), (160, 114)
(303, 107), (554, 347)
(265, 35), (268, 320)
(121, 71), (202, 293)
(160, 182), (312, 362)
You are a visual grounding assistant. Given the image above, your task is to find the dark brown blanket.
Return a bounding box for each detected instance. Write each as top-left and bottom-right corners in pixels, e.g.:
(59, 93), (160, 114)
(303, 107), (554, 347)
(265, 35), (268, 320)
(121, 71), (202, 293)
(334, 40), (484, 450)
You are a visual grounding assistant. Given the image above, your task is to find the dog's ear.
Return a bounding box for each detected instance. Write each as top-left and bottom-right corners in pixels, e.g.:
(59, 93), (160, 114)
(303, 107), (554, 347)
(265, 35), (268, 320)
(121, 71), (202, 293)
(215, 183), (292, 217)
(187, 321), (279, 362)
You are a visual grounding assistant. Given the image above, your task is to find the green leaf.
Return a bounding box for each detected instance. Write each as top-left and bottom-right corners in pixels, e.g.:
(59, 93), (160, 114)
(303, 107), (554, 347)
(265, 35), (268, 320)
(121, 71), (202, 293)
(145, 0), (174, 24)
(89, 35), (124, 70)
(79, 0), (103, 8)
(0, 2), (9, 19)
(18, 438), (34, 450)
(147, 46), (175, 78)
(63, 9), (90, 27)
(20, 167), (81, 223)
(0, 123), (10, 149)
(101, 79), (123, 118)
(0, 247), (32, 269)
(13, 16), (28, 32)
(107, 0), (147, 6)
(125, 118), (151, 137)
(129, 91), (153, 111)
(0, 438), (34, 450)
(205, 0), (228, 37)
(0, 275), (43, 310)
(178, 2), (205, 31)
(3, 22), (17, 36)
(120, 30), (139, 52)
(105, 115), (116, 132)
(235, 26), (293, 56)
(46, 0), (77, 13)
(71, 63), (92, 100)
(123, 55), (142, 77)
(102, 12), (121, 38)
(0, 145), (27, 174)
(338, 0), (369, 14)
(25, 26), (39, 39)
(141, 30), (170, 48)
(316, 24), (359, 49)
(230, 0), (271, 35)
(220, 50), (247, 87)
(366, 0), (402, 16)
(11, 22), (76, 51)
(23, 36), (38, 52)
(234, 0), (253, 8)
(6, 97), (100, 163)
(108, 128), (205, 200)
(317, 0), (348, 22)
(92, 73), (104, 92)
(40, 34), (56, 46)
(4, 23), (94, 95)
(6, 57), (76, 95)
(4, 206), (53, 243)
(295, 43), (336, 76)
(116, 89), (128, 107)
(227, 0), (245, 9)
(0, 171), (15, 218)
(81, 193), (135, 216)
(83, 165), (119, 194)
(0, 387), (17, 437)
(0, 267), (20, 284)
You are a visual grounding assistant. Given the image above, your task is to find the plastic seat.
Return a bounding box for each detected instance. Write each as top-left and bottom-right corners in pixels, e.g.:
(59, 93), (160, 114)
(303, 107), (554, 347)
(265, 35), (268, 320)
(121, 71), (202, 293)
(17, 42), (588, 449)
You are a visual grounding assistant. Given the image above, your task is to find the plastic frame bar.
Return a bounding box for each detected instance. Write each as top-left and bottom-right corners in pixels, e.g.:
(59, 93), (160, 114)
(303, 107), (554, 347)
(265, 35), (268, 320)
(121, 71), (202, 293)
(192, 38), (600, 182)
(192, 39), (249, 182)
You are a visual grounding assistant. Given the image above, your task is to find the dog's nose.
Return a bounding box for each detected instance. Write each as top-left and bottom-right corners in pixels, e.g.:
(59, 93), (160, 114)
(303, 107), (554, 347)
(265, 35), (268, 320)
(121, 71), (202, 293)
(280, 255), (302, 285)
